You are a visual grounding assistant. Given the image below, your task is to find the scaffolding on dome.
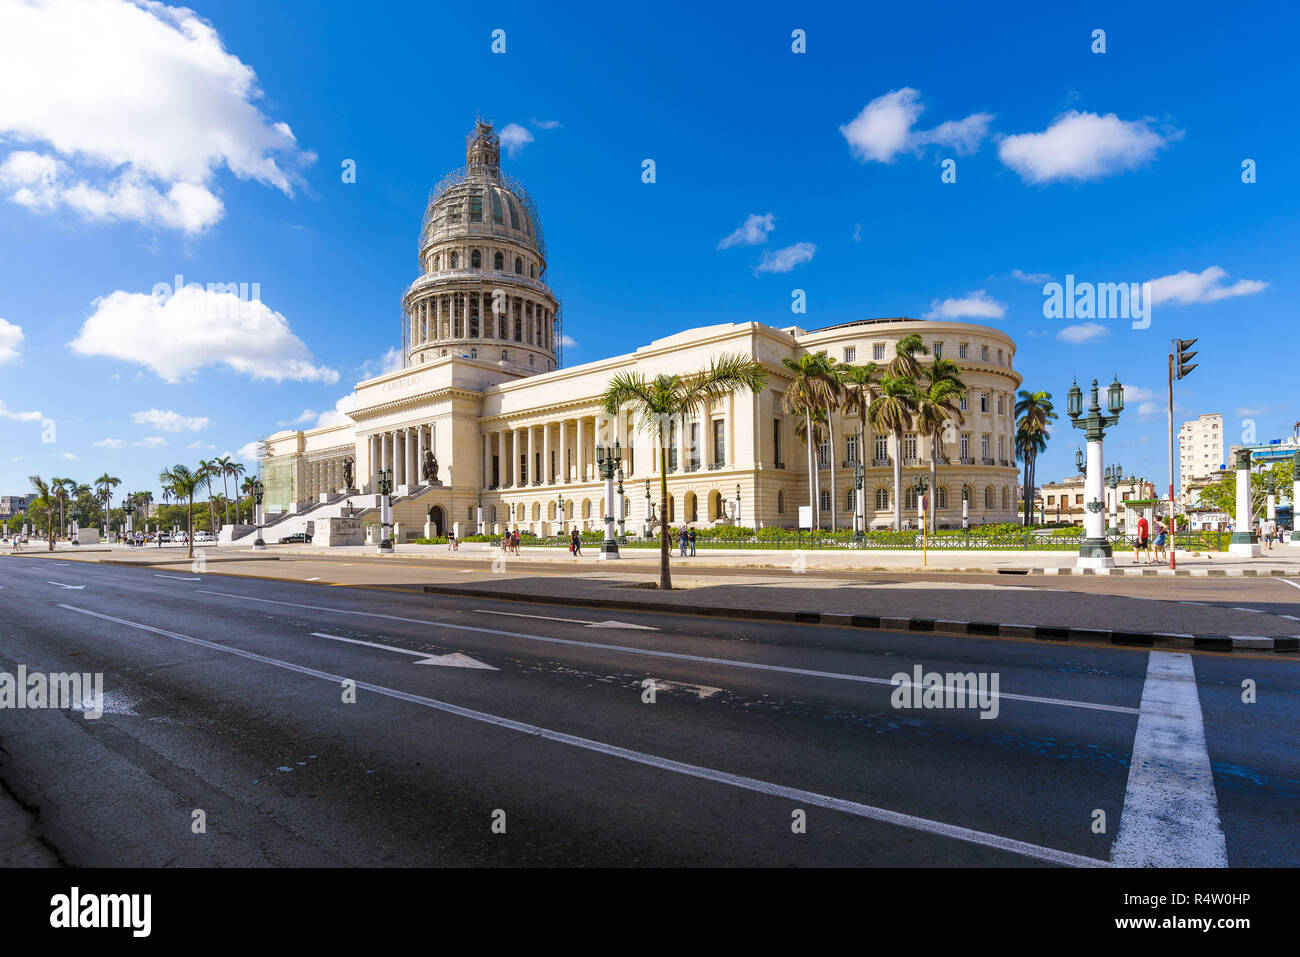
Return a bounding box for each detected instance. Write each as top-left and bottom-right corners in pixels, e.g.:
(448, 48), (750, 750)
(553, 300), (563, 369)
(416, 167), (548, 276)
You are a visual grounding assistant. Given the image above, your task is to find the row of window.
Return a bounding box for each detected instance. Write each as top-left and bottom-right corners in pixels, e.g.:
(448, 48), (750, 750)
(445, 188), (532, 235)
(410, 293), (552, 349)
(778, 484), (1013, 514)
(841, 341), (1011, 367)
(428, 247), (539, 279)
(790, 426), (1011, 467)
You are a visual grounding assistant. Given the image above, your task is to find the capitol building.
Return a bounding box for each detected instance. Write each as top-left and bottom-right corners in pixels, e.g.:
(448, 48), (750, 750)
(252, 121), (1021, 543)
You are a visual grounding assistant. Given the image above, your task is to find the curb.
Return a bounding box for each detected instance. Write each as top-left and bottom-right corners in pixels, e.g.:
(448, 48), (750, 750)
(100, 556), (281, 567)
(420, 585), (1300, 654)
(1035, 566), (1294, 577)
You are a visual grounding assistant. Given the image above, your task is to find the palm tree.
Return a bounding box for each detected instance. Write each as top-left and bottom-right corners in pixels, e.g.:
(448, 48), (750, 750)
(868, 375), (919, 531)
(28, 475), (56, 550)
(158, 464), (204, 559)
(601, 353), (768, 590)
(240, 475), (257, 524)
(225, 459), (246, 526)
(51, 476), (72, 540)
(781, 352), (839, 530)
(887, 333), (930, 380)
(197, 458), (219, 536)
(1015, 390), (1058, 526)
(94, 473), (120, 537)
(914, 357), (967, 529)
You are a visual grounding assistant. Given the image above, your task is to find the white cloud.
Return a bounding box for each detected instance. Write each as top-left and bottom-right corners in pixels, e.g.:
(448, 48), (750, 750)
(924, 289), (1005, 320)
(1123, 385), (1157, 403)
(59, 452), (76, 460)
(531, 119), (563, 130)
(235, 440), (262, 463)
(1235, 405), (1274, 418)
(278, 408), (318, 426)
(498, 123), (534, 159)
(0, 0), (311, 233)
(754, 242), (816, 275)
(1057, 322), (1110, 343)
(1011, 269), (1051, 284)
(559, 334), (578, 349)
(131, 408), (209, 432)
(852, 223), (862, 242)
(134, 436), (167, 447)
(1137, 400), (1162, 421)
(314, 393), (358, 429)
(187, 440), (215, 450)
(70, 284), (337, 384)
(717, 213), (775, 249)
(997, 111), (1173, 184)
(840, 88), (992, 163)
(1147, 266), (1268, 306)
(0, 316), (23, 363)
(358, 346), (404, 380)
(0, 399), (42, 421)
(93, 437), (124, 448)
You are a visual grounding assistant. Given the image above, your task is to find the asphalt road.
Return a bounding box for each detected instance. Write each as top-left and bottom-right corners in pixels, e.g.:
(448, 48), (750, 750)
(1, 555), (1296, 867)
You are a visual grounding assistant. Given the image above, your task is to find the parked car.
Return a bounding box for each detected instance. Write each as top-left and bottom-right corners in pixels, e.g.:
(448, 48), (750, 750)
(278, 532), (311, 544)
(156, 532), (172, 543)
(194, 530), (214, 543)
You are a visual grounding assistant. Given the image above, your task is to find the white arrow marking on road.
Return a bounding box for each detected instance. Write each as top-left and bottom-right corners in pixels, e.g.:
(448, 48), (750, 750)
(155, 575), (200, 581)
(58, 603), (1108, 868)
(1110, 651), (1227, 867)
(47, 580), (85, 589)
(476, 609), (658, 631)
(309, 631), (497, 669)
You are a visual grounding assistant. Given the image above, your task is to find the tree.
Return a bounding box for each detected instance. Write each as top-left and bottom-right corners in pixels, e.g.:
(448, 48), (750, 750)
(914, 358), (967, 529)
(197, 459), (219, 536)
(28, 475), (56, 550)
(51, 476), (73, 540)
(159, 464), (204, 559)
(887, 333), (929, 381)
(240, 475), (257, 524)
(1015, 390), (1058, 526)
(225, 459), (246, 525)
(94, 473), (121, 537)
(1196, 462), (1293, 520)
(601, 353), (768, 590)
(781, 352), (839, 529)
(868, 375), (919, 531)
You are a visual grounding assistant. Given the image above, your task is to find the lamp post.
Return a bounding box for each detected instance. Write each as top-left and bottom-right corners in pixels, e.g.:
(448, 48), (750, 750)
(961, 484), (969, 530)
(377, 467), (393, 553)
(1066, 376), (1124, 568)
(1104, 463), (1122, 538)
(476, 489), (484, 536)
(734, 483), (742, 528)
(643, 479), (655, 538)
(595, 440), (621, 559)
(123, 500), (135, 544)
(252, 478), (266, 550)
(853, 436), (865, 543)
(616, 469), (626, 539)
(556, 493), (567, 537)
(913, 474), (930, 563)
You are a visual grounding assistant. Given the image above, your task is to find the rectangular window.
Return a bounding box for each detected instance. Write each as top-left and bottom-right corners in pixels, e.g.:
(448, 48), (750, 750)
(1075, 494), (1084, 505)
(818, 440), (830, 470)
(998, 436), (1005, 458)
(981, 345), (989, 361)
(846, 433), (859, 463)
(873, 343), (886, 361)
(997, 348), (1004, 365)
(469, 192), (483, 223)
(689, 422), (700, 469)
(980, 393), (989, 413)
(960, 395), (968, 412)
(903, 434), (917, 459)
(844, 346), (856, 362)
(981, 435), (989, 459)
(713, 419), (725, 465)
(1047, 495), (1055, 505)
(875, 435), (888, 461)
(997, 394), (1004, 415)
(960, 434), (970, 458)
(773, 419), (781, 465)
(959, 343), (968, 359)
(933, 341), (943, 359)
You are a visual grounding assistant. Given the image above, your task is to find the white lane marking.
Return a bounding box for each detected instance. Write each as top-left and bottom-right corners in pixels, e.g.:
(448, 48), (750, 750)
(46, 580), (85, 590)
(57, 603), (1107, 868)
(1275, 578), (1300, 591)
(1110, 651), (1227, 867)
(155, 575), (200, 582)
(477, 608), (659, 631)
(196, 589), (1137, 716)
(305, 577), (321, 582)
(309, 631), (496, 670)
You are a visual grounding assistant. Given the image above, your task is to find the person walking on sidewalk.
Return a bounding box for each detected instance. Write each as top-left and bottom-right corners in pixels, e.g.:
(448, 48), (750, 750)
(1152, 517), (1168, 564)
(1133, 514), (1150, 564)
(570, 526), (582, 556)
(688, 525), (696, 557)
(677, 525), (689, 558)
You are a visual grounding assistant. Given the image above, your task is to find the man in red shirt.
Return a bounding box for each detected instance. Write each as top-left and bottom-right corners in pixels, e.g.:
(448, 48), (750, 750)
(1133, 515), (1150, 564)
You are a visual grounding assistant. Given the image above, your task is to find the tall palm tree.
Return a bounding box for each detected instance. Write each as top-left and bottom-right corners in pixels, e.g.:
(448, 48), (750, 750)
(28, 475), (56, 550)
(240, 475), (257, 524)
(51, 476), (72, 540)
(1015, 390), (1058, 526)
(914, 358), (967, 529)
(197, 458), (219, 536)
(225, 459), (246, 526)
(601, 353), (768, 590)
(868, 375), (919, 531)
(781, 352), (839, 530)
(840, 363), (880, 528)
(887, 333), (929, 381)
(94, 473), (120, 537)
(159, 464), (204, 559)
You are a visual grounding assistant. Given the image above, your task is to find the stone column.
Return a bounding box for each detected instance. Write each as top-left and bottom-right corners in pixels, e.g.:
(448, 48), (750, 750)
(576, 417), (586, 482)
(417, 425), (426, 484)
(1229, 448), (1260, 556)
(528, 425), (537, 486)
(483, 433), (492, 489)
(543, 422), (552, 482)
(513, 428), (523, 485)
(1076, 434), (1114, 569)
(676, 414), (688, 472)
(558, 419), (569, 482)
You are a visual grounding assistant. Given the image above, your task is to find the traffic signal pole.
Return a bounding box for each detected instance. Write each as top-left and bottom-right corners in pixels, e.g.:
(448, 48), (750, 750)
(1168, 348), (1177, 569)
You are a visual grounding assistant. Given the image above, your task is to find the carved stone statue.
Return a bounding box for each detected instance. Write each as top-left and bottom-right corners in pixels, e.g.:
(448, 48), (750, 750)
(423, 449), (439, 485)
(342, 457), (354, 489)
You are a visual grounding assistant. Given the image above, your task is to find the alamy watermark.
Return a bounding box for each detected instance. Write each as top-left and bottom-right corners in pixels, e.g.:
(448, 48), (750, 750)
(0, 667), (104, 719)
(150, 273), (262, 326)
(890, 665), (1000, 719)
(1043, 275), (1152, 330)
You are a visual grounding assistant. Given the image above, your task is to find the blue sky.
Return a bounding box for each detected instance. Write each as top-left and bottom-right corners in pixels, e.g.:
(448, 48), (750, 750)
(0, 0), (1296, 500)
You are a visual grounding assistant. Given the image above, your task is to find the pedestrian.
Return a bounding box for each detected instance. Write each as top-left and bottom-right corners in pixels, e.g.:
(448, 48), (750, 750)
(571, 526), (582, 556)
(1134, 514), (1149, 564)
(677, 525), (688, 557)
(1153, 518), (1167, 563)
(447, 529), (456, 551)
(688, 525), (696, 557)
(1263, 517), (1276, 550)
(513, 528), (521, 555)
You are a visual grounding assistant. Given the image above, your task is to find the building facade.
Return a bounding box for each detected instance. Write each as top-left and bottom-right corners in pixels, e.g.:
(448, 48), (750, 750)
(1037, 475), (1154, 527)
(251, 122), (1021, 542)
(1178, 413), (1224, 493)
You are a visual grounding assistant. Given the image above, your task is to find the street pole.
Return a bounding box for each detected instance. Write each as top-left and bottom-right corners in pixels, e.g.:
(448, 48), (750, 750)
(1167, 346), (1177, 569)
(252, 478), (265, 550)
(596, 440), (621, 560)
(1291, 450), (1300, 548)
(1066, 377), (1124, 569)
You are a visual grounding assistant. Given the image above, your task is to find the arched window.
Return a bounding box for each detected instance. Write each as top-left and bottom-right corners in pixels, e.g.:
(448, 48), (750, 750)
(507, 197), (520, 229)
(1002, 486), (1009, 509)
(450, 251), (459, 269)
(433, 254), (440, 270)
(777, 490), (785, 514)
(494, 251), (504, 271)
(548, 501), (556, 520)
(875, 488), (889, 510)
(490, 190), (503, 224)
(515, 257), (523, 274)
(845, 489), (854, 512)
(489, 505), (497, 523)
(530, 263), (536, 278)
(984, 486), (993, 509)
(471, 249), (482, 269)
(500, 350), (508, 361)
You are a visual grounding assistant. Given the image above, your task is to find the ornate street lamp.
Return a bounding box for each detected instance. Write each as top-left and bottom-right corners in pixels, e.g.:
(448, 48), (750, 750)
(852, 426), (865, 542)
(252, 478), (266, 550)
(912, 474), (930, 561)
(595, 440), (621, 559)
(123, 499), (136, 544)
(1067, 375), (1124, 568)
(556, 493), (567, 536)
(616, 468), (626, 539)
(961, 484), (970, 530)
(1105, 462), (1123, 536)
(377, 467), (394, 553)
(476, 488), (484, 535)
(643, 478), (656, 537)
(1075, 447), (1086, 474)
(734, 483), (742, 526)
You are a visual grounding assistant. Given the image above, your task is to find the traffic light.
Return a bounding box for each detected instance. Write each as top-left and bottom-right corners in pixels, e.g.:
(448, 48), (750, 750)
(1174, 338), (1198, 379)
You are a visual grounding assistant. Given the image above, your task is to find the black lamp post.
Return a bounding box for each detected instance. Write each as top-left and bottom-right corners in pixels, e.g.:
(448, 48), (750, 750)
(595, 440), (622, 559)
(377, 467), (393, 553)
(616, 469), (626, 539)
(734, 483), (742, 526)
(556, 493), (566, 536)
(1105, 462), (1123, 535)
(643, 478), (656, 536)
(1066, 375), (1124, 567)
(252, 478), (265, 549)
(123, 499), (135, 544)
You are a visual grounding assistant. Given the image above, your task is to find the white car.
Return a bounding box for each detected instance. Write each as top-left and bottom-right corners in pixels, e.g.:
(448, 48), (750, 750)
(194, 531), (214, 543)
